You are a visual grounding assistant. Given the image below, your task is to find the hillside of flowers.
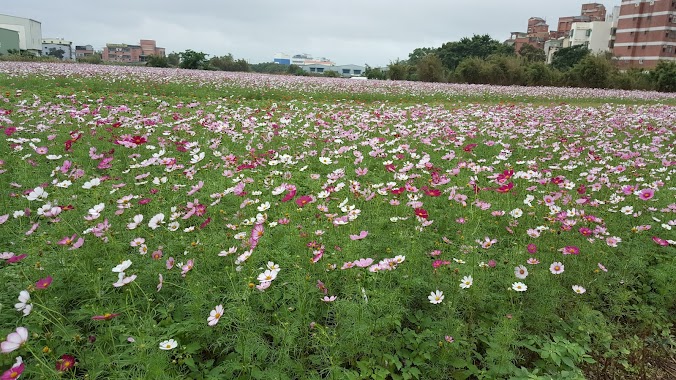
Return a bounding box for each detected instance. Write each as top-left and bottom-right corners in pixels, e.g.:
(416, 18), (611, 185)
(0, 63), (675, 379)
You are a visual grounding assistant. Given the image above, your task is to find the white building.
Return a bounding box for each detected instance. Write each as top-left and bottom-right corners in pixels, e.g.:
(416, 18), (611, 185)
(568, 21), (613, 54)
(0, 14), (42, 55)
(42, 38), (74, 60)
(300, 64), (364, 77)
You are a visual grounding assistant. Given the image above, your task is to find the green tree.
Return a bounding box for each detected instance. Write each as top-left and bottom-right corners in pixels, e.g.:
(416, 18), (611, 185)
(455, 57), (487, 84)
(437, 34), (514, 71)
(525, 62), (559, 86)
(251, 62), (289, 74)
(167, 52), (180, 67)
(46, 48), (65, 59)
(518, 44), (546, 63)
(416, 54), (445, 82)
(179, 50), (208, 70)
(650, 61), (676, 92)
(287, 64), (305, 75)
(408, 47), (436, 65)
(567, 55), (614, 88)
(387, 60), (410, 80)
(146, 55), (169, 68)
(364, 64), (386, 80)
(551, 45), (589, 71)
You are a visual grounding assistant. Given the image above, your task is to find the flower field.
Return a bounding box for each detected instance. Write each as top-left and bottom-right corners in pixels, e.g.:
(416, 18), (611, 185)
(0, 63), (675, 379)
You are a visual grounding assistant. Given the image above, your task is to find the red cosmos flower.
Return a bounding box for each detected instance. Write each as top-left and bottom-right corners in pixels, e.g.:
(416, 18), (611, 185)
(295, 195), (312, 208)
(131, 135), (147, 145)
(652, 236), (669, 246)
(551, 177), (564, 185)
(414, 208), (429, 219)
(3, 126), (17, 137)
(56, 354), (76, 372)
(281, 188), (297, 202)
(463, 143), (478, 152)
(422, 187), (441, 197)
(496, 182), (514, 193)
(391, 187), (405, 195)
(91, 313), (120, 321)
(199, 217), (212, 229)
(496, 169), (514, 183)
(35, 276), (53, 290)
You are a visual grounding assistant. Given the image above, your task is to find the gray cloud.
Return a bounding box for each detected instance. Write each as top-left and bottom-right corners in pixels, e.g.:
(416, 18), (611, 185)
(3, 1), (618, 66)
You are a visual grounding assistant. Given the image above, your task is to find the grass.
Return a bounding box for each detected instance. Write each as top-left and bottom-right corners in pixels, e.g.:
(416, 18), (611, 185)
(0, 64), (674, 379)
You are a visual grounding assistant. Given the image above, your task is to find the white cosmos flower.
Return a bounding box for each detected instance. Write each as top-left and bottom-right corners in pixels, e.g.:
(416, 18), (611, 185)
(15, 290), (32, 316)
(428, 290), (444, 304)
(190, 151), (205, 164)
(459, 276), (473, 289)
(159, 339), (178, 350)
(512, 282), (528, 292)
(82, 178), (101, 189)
(319, 157), (332, 165)
(148, 213), (165, 229)
(112, 260), (132, 273)
(257, 202), (270, 212)
(26, 187), (48, 201)
(510, 208), (523, 218)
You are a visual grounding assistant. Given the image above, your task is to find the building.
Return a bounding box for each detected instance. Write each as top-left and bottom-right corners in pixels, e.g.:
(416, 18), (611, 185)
(273, 53), (335, 66)
(0, 27), (20, 55)
(42, 38), (73, 60)
(299, 64), (364, 77)
(613, 0), (676, 69)
(103, 39), (164, 63)
(556, 3), (607, 38)
(273, 53), (291, 65)
(568, 21), (614, 54)
(514, 18), (551, 53)
(545, 38), (565, 64)
(75, 44), (95, 58)
(0, 14), (42, 55)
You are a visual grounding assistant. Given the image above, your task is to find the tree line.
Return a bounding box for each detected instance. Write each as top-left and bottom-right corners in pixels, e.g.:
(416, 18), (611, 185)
(364, 34), (675, 92)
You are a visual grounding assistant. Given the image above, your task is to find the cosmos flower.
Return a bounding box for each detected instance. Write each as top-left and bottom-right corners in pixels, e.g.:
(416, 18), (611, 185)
(428, 290), (444, 304)
(1, 327), (28, 353)
(207, 304), (224, 326)
(159, 339), (178, 350)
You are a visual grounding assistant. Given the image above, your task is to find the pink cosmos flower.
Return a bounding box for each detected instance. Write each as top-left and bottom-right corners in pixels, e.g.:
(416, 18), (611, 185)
(1, 327), (28, 353)
(353, 258), (374, 268)
(652, 236), (669, 246)
(526, 258), (540, 265)
(349, 230), (369, 240)
(207, 304), (224, 326)
(322, 296), (337, 302)
(35, 276), (53, 290)
(597, 263), (608, 272)
(91, 313), (120, 321)
(638, 188), (654, 201)
(560, 246), (580, 255)
(549, 262), (564, 274)
(527, 243), (537, 254)
(157, 274), (164, 292)
(166, 257), (175, 270)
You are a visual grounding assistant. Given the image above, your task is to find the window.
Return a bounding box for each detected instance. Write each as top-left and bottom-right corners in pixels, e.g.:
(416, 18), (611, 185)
(639, 59), (644, 64)
(310, 68), (316, 72)
(342, 69), (350, 74)
(642, 45), (646, 49)
(353, 70), (361, 75)
(316, 68), (324, 73)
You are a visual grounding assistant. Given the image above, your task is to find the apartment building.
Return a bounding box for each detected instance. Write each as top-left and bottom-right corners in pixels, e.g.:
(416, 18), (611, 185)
(612, 0), (676, 68)
(557, 4), (607, 38)
(42, 38), (73, 60)
(103, 39), (164, 63)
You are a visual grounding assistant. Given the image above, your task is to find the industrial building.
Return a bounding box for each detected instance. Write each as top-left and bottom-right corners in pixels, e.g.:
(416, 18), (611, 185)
(299, 64), (365, 77)
(0, 27), (20, 55)
(612, 0), (676, 68)
(274, 53), (334, 66)
(0, 14), (42, 55)
(42, 38), (74, 60)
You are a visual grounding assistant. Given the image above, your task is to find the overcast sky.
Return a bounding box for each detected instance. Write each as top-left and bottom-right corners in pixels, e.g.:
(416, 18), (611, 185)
(3, 1), (618, 66)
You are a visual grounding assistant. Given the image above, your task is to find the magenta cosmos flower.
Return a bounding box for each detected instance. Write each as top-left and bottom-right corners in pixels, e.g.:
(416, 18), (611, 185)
(35, 276), (53, 290)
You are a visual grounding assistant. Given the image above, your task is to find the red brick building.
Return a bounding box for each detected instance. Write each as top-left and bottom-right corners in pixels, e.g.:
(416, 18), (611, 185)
(514, 18), (551, 53)
(557, 3), (607, 38)
(103, 39), (165, 63)
(613, 0), (676, 69)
